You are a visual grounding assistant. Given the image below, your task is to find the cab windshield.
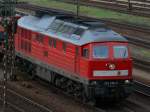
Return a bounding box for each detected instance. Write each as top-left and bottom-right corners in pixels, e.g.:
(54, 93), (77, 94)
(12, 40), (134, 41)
(93, 45), (109, 59)
(113, 46), (128, 58)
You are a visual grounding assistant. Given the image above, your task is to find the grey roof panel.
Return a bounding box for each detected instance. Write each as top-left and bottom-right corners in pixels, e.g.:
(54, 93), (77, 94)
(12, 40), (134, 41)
(36, 15), (55, 30)
(18, 15), (127, 46)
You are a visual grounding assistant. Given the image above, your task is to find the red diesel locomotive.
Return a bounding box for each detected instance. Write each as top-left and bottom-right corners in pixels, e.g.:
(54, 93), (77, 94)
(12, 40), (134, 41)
(3, 14), (133, 102)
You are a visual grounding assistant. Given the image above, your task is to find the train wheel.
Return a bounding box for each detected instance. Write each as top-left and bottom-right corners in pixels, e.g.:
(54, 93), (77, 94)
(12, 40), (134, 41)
(81, 90), (88, 103)
(73, 84), (82, 98)
(55, 77), (61, 87)
(29, 70), (36, 80)
(66, 80), (74, 95)
(59, 77), (67, 91)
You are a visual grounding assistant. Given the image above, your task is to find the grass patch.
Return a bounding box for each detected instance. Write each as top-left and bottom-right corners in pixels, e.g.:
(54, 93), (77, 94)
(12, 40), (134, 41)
(18, 0), (150, 27)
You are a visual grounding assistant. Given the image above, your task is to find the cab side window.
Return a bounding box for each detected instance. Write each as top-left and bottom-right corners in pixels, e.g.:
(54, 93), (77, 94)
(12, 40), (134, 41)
(82, 48), (89, 58)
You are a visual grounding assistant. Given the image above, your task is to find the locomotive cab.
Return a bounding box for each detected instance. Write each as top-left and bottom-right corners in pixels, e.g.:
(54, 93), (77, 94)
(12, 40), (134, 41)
(91, 42), (132, 80)
(81, 42), (133, 101)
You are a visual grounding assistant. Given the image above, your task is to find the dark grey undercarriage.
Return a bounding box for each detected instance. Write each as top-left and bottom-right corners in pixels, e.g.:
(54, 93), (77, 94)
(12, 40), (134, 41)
(15, 51), (133, 103)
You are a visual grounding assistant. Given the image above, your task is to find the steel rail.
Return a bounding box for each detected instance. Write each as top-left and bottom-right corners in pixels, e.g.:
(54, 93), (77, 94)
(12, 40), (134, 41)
(37, 78), (106, 112)
(133, 57), (150, 72)
(0, 81), (106, 112)
(32, 78), (150, 112)
(133, 80), (150, 97)
(0, 85), (52, 112)
(125, 36), (150, 49)
(0, 97), (25, 112)
(58, 0), (150, 17)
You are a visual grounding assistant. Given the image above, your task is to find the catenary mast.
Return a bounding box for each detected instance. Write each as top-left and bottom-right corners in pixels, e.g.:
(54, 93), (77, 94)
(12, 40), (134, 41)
(0, 0), (17, 111)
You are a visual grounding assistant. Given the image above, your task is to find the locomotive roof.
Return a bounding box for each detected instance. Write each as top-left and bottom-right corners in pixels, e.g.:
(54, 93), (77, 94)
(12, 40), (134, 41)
(18, 15), (127, 46)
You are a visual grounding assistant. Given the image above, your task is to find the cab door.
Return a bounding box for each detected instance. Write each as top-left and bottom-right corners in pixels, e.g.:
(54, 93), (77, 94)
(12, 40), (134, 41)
(79, 44), (91, 77)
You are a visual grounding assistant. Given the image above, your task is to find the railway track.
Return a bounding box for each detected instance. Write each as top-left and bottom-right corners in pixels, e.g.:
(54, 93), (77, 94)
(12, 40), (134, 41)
(0, 80), (106, 112)
(58, 0), (150, 17)
(126, 36), (150, 49)
(36, 79), (106, 112)
(133, 58), (150, 72)
(0, 98), (25, 112)
(2, 79), (149, 112)
(133, 80), (150, 97)
(0, 71), (149, 112)
(0, 85), (52, 112)
(5, 79), (150, 112)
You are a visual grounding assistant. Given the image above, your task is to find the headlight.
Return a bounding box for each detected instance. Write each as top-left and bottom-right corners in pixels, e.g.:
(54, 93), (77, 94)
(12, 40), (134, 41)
(125, 80), (130, 84)
(109, 64), (116, 70)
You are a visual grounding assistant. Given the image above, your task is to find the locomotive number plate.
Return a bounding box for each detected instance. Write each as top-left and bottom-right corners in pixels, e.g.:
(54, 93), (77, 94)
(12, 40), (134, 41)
(93, 70), (128, 76)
